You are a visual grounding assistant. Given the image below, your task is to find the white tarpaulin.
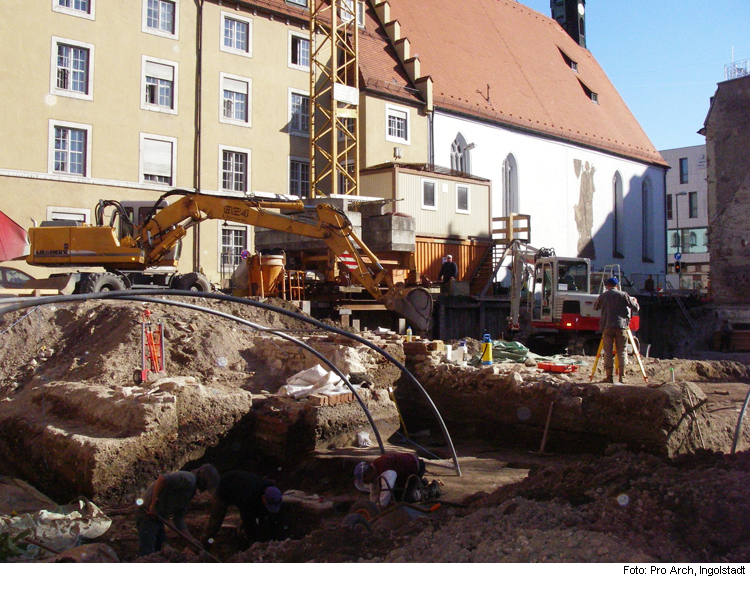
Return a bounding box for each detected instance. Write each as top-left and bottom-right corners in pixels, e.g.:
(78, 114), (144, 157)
(276, 364), (351, 399)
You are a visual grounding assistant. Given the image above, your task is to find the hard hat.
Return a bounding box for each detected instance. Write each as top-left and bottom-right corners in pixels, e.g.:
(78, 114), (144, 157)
(605, 277), (619, 286)
(354, 462), (370, 492)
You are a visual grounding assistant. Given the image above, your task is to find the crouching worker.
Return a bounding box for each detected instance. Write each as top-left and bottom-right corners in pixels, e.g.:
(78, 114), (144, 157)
(135, 464), (220, 557)
(354, 452), (427, 509)
(201, 470), (283, 547)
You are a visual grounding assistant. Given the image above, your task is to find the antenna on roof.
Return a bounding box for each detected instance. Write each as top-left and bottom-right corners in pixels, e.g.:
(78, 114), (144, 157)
(476, 84), (490, 103)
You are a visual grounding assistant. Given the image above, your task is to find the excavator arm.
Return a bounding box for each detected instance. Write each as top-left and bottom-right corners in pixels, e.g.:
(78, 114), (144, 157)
(138, 190), (433, 330)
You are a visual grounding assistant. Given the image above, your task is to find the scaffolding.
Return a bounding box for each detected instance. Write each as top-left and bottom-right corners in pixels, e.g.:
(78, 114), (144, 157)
(309, 0), (360, 198)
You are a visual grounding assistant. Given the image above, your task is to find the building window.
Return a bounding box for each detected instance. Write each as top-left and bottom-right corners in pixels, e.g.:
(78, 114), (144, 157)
(357, 0), (366, 27)
(140, 134), (176, 186)
(421, 179), (436, 211)
(337, 161), (356, 195)
(337, 116), (356, 142)
(51, 38), (94, 100)
(688, 192), (698, 218)
(221, 74), (251, 127)
(286, 0), (307, 6)
(221, 149), (249, 193)
(47, 206), (90, 223)
(386, 105), (409, 144)
(290, 91), (310, 135)
(143, 0), (178, 38)
(666, 194), (673, 220)
(221, 12), (252, 57)
(679, 158), (688, 184)
(142, 57), (177, 113)
(221, 226), (247, 268)
(456, 185), (470, 214)
(53, 126), (87, 175)
(54, 0), (95, 19)
(339, 0), (355, 23)
(289, 33), (310, 70)
(451, 133), (471, 174)
(612, 172), (624, 257)
(502, 154), (519, 216)
(290, 158), (310, 198)
(670, 232), (680, 249)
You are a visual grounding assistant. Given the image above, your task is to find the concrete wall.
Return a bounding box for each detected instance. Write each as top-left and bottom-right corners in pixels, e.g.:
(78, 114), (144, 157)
(432, 111), (668, 277)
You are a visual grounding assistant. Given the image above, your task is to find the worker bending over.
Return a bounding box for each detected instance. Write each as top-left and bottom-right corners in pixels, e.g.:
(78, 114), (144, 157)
(135, 464), (220, 557)
(594, 277), (640, 383)
(354, 452), (425, 508)
(201, 470), (283, 547)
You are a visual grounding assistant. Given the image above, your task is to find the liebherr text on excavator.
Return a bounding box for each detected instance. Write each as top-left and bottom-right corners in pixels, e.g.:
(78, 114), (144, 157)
(26, 189), (433, 331)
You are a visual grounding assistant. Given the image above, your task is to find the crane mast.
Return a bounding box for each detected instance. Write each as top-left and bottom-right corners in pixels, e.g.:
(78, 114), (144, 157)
(309, 0), (360, 198)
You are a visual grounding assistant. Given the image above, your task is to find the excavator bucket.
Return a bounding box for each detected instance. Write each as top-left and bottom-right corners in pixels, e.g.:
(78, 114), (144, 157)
(385, 286), (433, 332)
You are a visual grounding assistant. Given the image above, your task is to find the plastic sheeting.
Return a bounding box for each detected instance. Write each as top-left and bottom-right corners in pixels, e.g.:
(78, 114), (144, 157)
(0, 210), (28, 262)
(0, 495), (112, 560)
(276, 364), (351, 399)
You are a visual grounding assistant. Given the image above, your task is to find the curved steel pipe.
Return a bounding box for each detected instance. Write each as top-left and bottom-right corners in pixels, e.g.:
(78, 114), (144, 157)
(0, 290), (461, 475)
(731, 386), (750, 454)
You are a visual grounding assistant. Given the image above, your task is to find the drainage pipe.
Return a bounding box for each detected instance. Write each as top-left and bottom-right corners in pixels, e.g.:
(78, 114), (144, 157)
(731, 386), (750, 454)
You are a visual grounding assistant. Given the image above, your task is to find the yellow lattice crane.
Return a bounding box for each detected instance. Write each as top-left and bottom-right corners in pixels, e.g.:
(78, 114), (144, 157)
(309, 0), (360, 198)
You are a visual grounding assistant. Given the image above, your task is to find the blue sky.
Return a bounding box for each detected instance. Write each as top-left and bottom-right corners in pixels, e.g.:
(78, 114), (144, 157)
(520, 0), (750, 151)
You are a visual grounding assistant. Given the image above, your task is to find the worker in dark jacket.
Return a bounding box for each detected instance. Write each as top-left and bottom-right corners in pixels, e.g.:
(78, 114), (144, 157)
(201, 470), (283, 546)
(438, 254), (458, 295)
(594, 277), (640, 383)
(354, 452), (425, 508)
(135, 464), (220, 557)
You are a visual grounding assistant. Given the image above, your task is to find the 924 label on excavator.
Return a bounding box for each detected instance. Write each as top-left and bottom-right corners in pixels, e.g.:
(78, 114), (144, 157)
(223, 205), (249, 219)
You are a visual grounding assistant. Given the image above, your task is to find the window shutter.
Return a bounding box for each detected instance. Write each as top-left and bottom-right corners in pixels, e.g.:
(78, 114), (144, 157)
(145, 61), (174, 81)
(143, 138), (173, 177)
(223, 78), (247, 94)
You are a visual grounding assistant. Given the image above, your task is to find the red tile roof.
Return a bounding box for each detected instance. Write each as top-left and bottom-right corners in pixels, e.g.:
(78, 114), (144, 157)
(384, 0), (666, 166)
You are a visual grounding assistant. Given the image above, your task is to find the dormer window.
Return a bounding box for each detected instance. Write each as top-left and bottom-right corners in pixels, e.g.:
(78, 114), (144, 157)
(558, 48), (578, 72)
(578, 80), (599, 104)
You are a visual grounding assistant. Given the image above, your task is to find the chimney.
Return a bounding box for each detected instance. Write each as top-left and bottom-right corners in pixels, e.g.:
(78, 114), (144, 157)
(550, 0), (586, 48)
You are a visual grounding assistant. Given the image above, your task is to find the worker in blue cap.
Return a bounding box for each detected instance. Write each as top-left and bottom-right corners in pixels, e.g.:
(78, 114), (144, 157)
(594, 276), (640, 383)
(201, 470), (283, 547)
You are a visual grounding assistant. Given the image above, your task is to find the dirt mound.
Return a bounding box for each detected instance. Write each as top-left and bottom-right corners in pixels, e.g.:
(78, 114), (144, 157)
(0, 297), (318, 395)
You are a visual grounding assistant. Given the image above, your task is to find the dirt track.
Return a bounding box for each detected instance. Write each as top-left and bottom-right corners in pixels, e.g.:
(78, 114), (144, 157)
(1, 297), (749, 562)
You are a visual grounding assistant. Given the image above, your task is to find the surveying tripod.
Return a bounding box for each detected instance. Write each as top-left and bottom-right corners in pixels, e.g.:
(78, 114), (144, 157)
(589, 328), (648, 383)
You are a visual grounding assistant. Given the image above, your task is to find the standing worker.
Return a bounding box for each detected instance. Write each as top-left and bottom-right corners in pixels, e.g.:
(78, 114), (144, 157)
(354, 452), (426, 508)
(201, 470), (283, 547)
(438, 254), (458, 295)
(135, 464), (220, 557)
(594, 277), (640, 383)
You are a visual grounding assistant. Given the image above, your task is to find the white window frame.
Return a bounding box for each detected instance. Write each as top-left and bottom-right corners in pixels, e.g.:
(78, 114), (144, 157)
(52, 0), (95, 20)
(47, 119), (92, 177)
(455, 184), (470, 215)
(289, 157), (310, 199)
(219, 222), (249, 270)
(286, 0), (307, 7)
(140, 56), (178, 115)
(339, 0), (355, 23)
(357, 0), (366, 28)
(46, 206), (91, 223)
(219, 145), (251, 194)
(288, 31), (310, 71)
(142, 0), (179, 40)
(50, 36), (94, 101)
(421, 178), (437, 211)
(385, 104), (409, 145)
(139, 133), (177, 187)
(288, 88), (310, 137)
(220, 11), (252, 57)
(220, 73), (252, 127)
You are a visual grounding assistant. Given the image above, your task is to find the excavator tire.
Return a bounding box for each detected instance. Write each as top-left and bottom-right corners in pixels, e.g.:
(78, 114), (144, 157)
(80, 273), (127, 293)
(172, 272), (212, 292)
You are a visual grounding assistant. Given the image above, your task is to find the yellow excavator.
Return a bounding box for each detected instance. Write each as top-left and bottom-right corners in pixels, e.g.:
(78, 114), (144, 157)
(26, 189), (433, 331)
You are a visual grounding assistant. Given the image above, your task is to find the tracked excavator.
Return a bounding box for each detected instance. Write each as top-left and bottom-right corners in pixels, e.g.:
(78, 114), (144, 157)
(25, 189), (433, 331)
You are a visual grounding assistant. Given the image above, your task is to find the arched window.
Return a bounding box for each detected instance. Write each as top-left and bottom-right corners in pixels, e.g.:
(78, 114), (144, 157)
(689, 232), (698, 249)
(450, 133), (471, 174)
(641, 177), (654, 261)
(671, 233), (680, 248)
(612, 172), (624, 257)
(502, 153), (519, 216)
